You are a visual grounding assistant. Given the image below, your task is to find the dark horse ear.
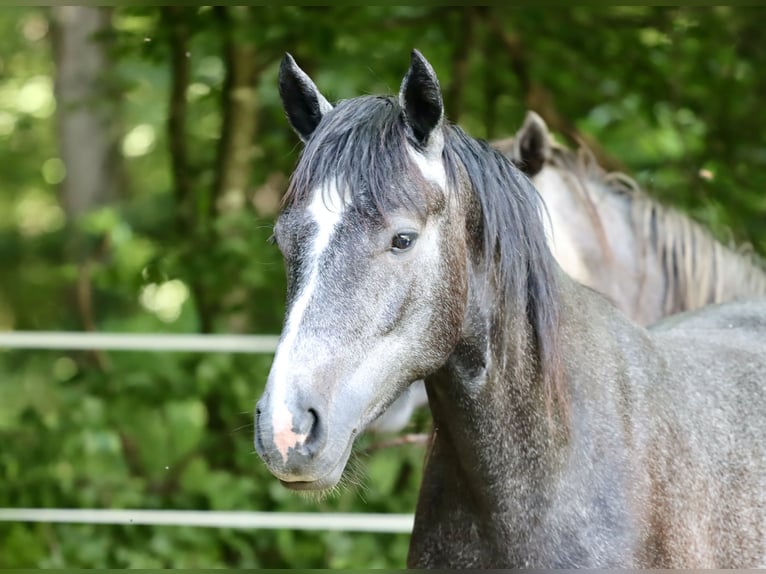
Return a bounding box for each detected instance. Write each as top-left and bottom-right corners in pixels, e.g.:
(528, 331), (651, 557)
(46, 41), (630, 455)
(278, 53), (333, 142)
(513, 111), (552, 177)
(399, 49), (444, 149)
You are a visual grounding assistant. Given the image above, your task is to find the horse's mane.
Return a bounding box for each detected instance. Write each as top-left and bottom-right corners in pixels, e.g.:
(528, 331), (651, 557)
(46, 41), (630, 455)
(546, 141), (766, 315)
(443, 127), (564, 422)
(284, 96), (565, 423)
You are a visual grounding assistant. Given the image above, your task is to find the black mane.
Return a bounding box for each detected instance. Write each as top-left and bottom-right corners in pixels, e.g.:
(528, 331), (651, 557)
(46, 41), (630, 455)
(443, 128), (563, 418)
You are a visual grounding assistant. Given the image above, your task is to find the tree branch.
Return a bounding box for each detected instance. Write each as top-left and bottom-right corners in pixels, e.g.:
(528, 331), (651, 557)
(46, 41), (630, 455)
(481, 8), (531, 94)
(162, 7), (192, 221)
(445, 7), (477, 123)
(76, 247), (112, 372)
(212, 7), (261, 216)
(162, 7), (217, 333)
(363, 433), (429, 454)
(482, 8), (627, 173)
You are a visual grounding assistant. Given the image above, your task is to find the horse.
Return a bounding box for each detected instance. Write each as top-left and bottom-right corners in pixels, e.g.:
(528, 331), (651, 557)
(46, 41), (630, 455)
(495, 111), (766, 326)
(370, 111), (766, 434)
(254, 50), (766, 568)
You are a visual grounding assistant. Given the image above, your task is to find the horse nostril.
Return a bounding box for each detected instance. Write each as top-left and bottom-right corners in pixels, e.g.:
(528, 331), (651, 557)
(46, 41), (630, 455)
(303, 408), (324, 455)
(255, 401), (326, 465)
(307, 408), (318, 433)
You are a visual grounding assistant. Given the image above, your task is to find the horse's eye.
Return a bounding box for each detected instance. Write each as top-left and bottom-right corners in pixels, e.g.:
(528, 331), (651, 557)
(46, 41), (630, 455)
(391, 232), (418, 253)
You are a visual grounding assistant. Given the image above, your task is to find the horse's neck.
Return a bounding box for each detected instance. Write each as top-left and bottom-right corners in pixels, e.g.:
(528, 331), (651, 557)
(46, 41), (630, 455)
(539, 165), (766, 325)
(418, 266), (571, 561)
(415, 269), (653, 566)
(590, 181), (667, 325)
(536, 167), (650, 324)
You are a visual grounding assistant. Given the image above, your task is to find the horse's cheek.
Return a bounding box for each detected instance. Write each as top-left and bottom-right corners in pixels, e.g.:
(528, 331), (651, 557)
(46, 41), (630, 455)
(432, 236), (469, 356)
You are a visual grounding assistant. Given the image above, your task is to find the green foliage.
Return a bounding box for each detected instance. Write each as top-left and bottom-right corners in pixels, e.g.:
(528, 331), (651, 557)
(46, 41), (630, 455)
(1, 6), (765, 568)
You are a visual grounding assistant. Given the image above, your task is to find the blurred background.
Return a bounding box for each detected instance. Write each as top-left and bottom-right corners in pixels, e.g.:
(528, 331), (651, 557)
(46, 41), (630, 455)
(1, 6), (764, 568)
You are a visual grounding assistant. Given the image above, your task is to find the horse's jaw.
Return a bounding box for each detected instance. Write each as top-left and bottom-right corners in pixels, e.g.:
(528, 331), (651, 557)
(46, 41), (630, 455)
(256, 336), (439, 491)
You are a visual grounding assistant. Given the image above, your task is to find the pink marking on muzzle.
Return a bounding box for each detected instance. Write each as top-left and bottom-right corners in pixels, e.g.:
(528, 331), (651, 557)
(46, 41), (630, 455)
(273, 404), (309, 463)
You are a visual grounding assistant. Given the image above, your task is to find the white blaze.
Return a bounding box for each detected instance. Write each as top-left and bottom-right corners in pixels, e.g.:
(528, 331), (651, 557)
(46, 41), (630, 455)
(408, 146), (447, 189)
(267, 147), (446, 459)
(268, 180), (349, 460)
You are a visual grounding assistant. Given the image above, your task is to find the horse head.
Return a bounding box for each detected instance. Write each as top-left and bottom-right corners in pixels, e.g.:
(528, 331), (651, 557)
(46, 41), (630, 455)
(254, 51), (472, 491)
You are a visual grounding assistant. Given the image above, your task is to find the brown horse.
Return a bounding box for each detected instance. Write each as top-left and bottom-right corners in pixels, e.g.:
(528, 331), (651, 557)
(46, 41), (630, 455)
(496, 111), (766, 326)
(254, 50), (766, 567)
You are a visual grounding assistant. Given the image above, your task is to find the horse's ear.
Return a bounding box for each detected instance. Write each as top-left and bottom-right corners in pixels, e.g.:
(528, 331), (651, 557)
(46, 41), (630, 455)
(399, 49), (444, 149)
(278, 53), (333, 143)
(513, 111), (552, 177)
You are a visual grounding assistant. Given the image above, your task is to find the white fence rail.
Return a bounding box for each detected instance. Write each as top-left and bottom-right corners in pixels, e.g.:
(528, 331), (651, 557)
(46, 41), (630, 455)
(0, 331), (414, 534)
(0, 509), (414, 533)
(0, 331), (279, 353)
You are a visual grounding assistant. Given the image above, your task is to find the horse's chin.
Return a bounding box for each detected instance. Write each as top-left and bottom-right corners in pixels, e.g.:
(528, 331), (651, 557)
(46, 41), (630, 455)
(280, 473), (341, 493)
(278, 439), (353, 493)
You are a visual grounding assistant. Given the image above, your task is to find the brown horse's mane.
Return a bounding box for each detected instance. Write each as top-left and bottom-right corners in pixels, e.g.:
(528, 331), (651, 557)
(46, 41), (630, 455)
(541, 139), (766, 315)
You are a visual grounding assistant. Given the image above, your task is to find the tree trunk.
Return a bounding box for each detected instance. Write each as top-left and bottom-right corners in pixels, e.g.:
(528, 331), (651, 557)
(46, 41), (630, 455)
(51, 7), (123, 351)
(213, 6), (261, 216)
(213, 7), (265, 334)
(51, 6), (122, 219)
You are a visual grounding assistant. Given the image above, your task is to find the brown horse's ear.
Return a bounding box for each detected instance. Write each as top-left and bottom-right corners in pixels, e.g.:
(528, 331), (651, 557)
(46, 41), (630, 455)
(279, 53), (333, 143)
(399, 49), (444, 150)
(513, 111), (552, 177)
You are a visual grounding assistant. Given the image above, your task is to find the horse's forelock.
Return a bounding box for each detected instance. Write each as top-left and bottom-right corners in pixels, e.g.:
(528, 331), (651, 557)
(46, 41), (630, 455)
(282, 95), (433, 220)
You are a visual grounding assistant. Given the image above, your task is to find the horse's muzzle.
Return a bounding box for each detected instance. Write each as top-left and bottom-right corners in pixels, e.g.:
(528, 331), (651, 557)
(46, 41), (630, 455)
(254, 393), (332, 483)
